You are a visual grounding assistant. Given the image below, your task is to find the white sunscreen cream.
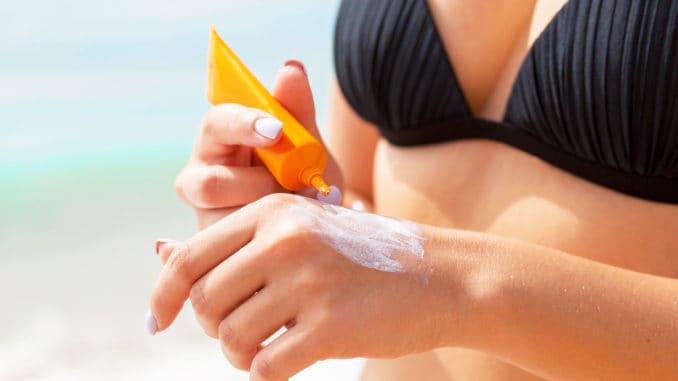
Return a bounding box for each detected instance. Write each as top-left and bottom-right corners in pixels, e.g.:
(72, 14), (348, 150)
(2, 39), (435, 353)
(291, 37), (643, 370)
(288, 196), (427, 274)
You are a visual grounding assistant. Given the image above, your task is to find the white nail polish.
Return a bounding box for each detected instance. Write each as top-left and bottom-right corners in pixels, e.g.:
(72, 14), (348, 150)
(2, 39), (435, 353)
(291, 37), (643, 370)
(145, 309), (157, 335)
(316, 185), (342, 205)
(254, 117), (283, 139)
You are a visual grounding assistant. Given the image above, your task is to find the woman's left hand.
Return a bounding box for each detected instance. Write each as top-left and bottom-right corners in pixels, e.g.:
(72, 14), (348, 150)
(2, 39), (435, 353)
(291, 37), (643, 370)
(148, 193), (469, 381)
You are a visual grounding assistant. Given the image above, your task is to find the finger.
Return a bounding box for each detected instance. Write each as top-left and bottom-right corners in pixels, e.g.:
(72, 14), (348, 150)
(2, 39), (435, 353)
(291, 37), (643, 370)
(149, 204), (259, 332)
(176, 164), (284, 209)
(154, 207), (237, 263)
(273, 60), (343, 198)
(271, 60), (320, 140)
(217, 286), (297, 370)
(272, 61), (345, 195)
(189, 240), (270, 338)
(249, 326), (323, 381)
(195, 104), (283, 162)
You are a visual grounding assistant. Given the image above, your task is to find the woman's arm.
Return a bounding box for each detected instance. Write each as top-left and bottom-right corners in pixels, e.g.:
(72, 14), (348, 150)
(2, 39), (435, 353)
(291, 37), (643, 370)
(434, 228), (678, 380)
(148, 194), (677, 381)
(326, 79), (380, 211)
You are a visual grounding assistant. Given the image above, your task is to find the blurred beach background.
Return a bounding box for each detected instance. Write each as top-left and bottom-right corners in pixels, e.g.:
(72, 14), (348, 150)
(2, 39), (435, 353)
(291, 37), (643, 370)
(0, 0), (364, 379)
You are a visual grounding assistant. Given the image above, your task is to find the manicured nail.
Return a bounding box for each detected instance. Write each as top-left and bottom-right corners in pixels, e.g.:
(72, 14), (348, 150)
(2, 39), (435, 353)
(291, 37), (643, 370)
(146, 308), (157, 335)
(284, 59), (307, 76)
(316, 185), (342, 205)
(254, 117), (283, 140)
(155, 238), (177, 255)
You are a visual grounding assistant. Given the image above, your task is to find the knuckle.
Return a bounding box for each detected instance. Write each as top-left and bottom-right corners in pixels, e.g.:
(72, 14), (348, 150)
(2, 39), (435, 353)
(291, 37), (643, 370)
(195, 166), (224, 206)
(165, 243), (194, 285)
(200, 112), (217, 137)
(190, 300), (218, 339)
(197, 319), (219, 340)
(218, 320), (246, 360)
(218, 320), (256, 371)
(189, 280), (210, 318)
(275, 217), (304, 237)
(314, 307), (341, 334)
(294, 267), (326, 298)
(174, 164), (194, 202)
(254, 193), (297, 220)
(263, 222), (312, 258)
(251, 354), (278, 380)
(173, 173), (185, 199)
(257, 192), (283, 207)
(200, 106), (225, 136)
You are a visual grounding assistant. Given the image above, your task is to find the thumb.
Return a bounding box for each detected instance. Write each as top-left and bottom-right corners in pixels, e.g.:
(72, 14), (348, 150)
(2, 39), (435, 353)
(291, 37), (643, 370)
(271, 60), (321, 140)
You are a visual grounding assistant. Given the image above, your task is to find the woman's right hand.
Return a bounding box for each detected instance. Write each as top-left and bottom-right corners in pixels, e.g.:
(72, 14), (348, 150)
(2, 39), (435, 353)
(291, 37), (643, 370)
(174, 60), (342, 229)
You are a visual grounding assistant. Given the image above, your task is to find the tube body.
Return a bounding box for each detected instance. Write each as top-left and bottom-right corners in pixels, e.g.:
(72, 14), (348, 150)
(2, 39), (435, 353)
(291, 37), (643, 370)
(207, 26), (329, 192)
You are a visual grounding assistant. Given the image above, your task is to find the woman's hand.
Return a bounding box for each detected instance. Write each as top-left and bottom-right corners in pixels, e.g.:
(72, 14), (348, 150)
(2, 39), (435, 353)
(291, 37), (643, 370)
(174, 60), (342, 229)
(149, 193), (469, 381)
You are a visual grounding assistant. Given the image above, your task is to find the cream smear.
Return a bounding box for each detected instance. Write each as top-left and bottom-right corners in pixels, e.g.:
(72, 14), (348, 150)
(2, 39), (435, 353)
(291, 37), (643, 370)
(287, 196), (427, 274)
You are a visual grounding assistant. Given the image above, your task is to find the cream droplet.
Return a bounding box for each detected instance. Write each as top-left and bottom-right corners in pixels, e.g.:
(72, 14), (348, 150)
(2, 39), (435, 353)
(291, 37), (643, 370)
(316, 185), (342, 205)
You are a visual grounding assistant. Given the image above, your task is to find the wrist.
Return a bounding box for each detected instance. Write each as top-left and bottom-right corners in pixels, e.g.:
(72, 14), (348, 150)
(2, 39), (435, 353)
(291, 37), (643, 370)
(422, 226), (511, 350)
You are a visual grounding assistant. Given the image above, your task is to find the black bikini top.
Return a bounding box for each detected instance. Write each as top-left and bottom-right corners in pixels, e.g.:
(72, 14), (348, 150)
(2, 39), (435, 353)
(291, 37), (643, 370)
(334, 0), (678, 204)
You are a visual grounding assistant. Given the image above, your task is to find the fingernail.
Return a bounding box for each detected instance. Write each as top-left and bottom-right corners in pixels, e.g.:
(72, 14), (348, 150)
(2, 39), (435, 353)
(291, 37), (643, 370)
(316, 185), (342, 205)
(254, 117), (283, 140)
(284, 59), (306, 76)
(155, 238), (177, 255)
(146, 308), (157, 335)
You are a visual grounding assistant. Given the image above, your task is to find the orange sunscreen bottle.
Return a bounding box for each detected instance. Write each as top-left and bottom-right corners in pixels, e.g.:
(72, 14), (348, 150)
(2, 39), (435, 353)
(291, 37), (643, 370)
(206, 26), (331, 196)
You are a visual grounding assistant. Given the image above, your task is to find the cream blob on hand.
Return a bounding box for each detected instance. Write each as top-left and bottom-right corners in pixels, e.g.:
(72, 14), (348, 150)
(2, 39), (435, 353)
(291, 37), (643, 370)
(288, 196), (427, 275)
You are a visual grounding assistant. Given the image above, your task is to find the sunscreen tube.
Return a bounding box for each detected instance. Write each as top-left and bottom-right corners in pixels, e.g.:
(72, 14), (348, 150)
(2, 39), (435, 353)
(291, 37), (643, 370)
(207, 26), (331, 196)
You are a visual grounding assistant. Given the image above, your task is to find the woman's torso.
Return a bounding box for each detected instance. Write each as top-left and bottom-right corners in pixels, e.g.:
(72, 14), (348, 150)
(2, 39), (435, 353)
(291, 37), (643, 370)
(358, 0), (678, 379)
(370, 140), (678, 380)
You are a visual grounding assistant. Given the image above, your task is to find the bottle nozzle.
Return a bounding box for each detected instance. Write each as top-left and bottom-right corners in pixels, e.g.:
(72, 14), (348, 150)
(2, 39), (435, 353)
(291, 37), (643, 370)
(309, 175), (331, 196)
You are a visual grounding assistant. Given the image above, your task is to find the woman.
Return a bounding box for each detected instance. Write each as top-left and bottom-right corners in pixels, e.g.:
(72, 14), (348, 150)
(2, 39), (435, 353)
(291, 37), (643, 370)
(148, 0), (678, 379)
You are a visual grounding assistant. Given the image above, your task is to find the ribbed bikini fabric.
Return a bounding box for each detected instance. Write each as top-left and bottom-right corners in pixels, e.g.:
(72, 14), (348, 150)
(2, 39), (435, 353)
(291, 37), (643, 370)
(334, 0), (678, 203)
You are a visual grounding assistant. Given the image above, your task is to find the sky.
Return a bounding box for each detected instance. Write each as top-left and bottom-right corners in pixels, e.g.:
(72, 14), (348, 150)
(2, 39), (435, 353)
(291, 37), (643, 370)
(0, 0), (340, 162)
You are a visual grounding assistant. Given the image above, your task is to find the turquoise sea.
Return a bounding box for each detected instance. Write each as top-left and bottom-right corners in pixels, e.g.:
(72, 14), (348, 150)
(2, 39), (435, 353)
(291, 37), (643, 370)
(0, 1), (363, 379)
